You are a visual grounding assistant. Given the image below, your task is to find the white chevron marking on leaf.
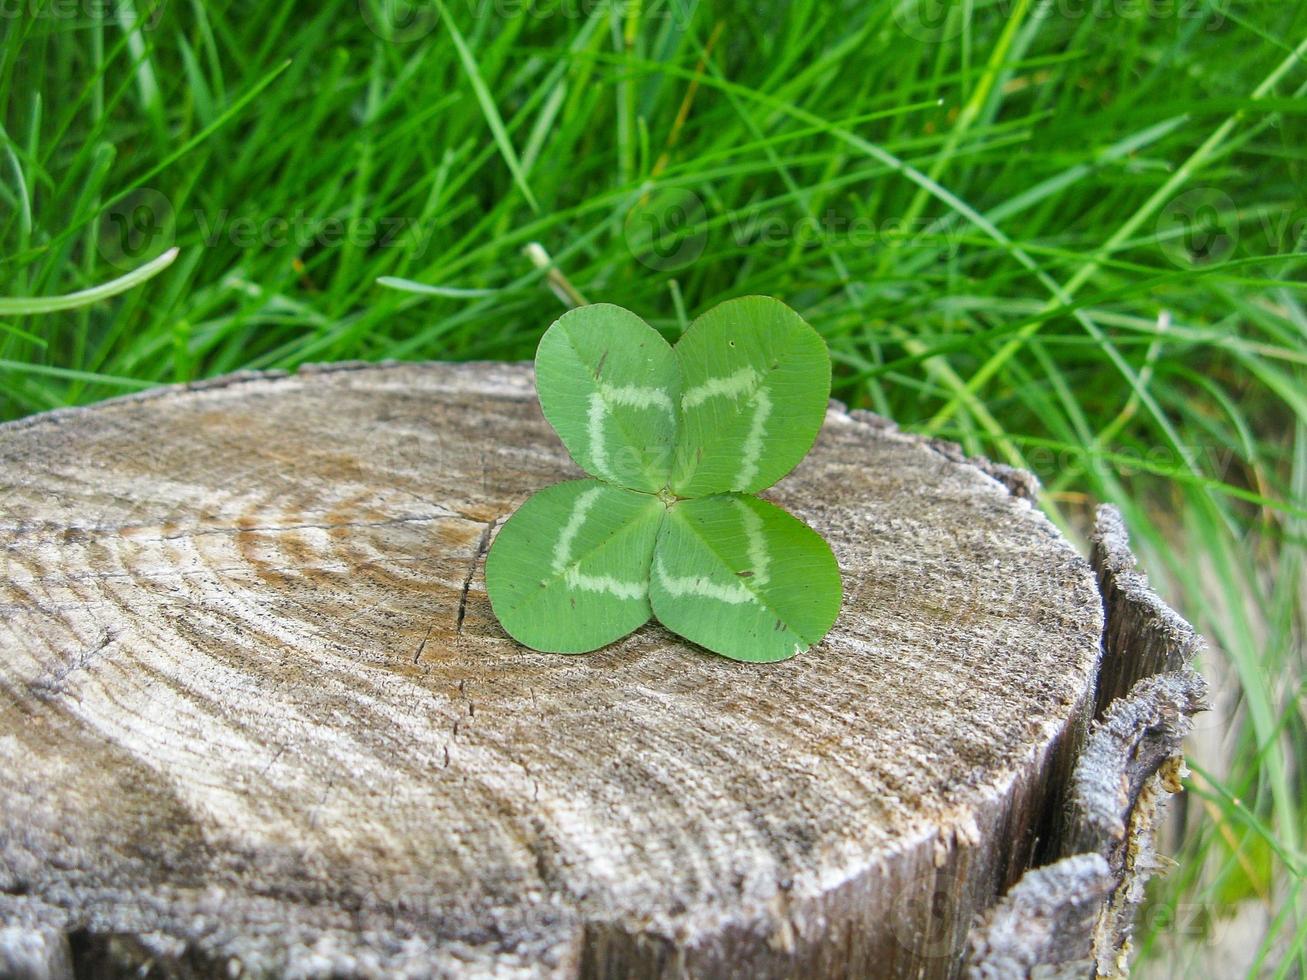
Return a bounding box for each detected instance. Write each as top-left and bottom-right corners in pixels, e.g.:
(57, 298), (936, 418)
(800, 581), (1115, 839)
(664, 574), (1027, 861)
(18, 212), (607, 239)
(736, 387), (771, 490)
(564, 569), (644, 600)
(681, 366), (758, 408)
(654, 553), (755, 605)
(680, 367), (772, 490)
(734, 498), (770, 585)
(552, 485), (603, 573)
(550, 487), (644, 599)
(586, 384), (675, 481)
(601, 383), (675, 412)
(586, 394), (613, 481)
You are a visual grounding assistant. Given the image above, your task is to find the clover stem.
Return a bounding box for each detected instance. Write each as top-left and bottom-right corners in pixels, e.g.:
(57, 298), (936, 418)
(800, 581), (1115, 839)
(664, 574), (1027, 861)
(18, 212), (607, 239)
(522, 242), (589, 309)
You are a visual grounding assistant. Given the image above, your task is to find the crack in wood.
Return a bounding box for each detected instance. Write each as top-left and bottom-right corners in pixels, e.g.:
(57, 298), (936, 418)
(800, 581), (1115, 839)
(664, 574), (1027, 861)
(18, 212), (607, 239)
(455, 518), (498, 635)
(27, 630), (118, 697)
(412, 623), (436, 664)
(258, 745), (287, 777)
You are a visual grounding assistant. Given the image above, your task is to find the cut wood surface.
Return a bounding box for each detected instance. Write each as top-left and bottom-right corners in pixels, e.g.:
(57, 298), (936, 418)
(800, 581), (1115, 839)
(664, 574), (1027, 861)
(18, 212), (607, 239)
(0, 361), (1112, 978)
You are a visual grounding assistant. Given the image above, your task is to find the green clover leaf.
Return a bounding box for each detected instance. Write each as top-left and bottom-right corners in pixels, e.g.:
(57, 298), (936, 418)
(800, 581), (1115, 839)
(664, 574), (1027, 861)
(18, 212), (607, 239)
(485, 295), (841, 662)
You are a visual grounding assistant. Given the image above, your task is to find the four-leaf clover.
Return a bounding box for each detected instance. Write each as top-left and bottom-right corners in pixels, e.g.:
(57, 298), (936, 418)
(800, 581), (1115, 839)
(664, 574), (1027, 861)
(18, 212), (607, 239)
(484, 295), (842, 662)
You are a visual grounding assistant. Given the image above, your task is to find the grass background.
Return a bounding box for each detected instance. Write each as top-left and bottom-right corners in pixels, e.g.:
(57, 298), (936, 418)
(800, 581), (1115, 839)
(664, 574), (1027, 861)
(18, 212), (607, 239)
(2, 0), (1304, 972)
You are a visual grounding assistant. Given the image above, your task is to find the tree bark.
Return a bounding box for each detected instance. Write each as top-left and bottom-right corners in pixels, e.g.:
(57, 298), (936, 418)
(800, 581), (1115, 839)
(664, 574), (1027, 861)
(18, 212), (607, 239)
(0, 362), (1195, 978)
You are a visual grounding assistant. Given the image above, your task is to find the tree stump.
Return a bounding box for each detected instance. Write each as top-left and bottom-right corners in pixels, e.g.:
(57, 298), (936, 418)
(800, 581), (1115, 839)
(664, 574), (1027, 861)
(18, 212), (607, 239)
(0, 362), (1201, 979)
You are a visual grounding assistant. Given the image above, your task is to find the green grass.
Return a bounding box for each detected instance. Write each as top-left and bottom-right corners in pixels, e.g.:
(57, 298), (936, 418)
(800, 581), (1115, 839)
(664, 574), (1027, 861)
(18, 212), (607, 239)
(2, 0), (1304, 971)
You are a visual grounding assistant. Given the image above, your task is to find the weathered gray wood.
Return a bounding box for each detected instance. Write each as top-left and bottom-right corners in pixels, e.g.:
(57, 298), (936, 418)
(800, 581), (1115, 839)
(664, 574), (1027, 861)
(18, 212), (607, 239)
(0, 362), (1111, 978)
(964, 853), (1114, 979)
(1089, 506), (1203, 716)
(964, 506), (1207, 980)
(1067, 670), (1206, 867)
(0, 896), (72, 980)
(1069, 669), (1206, 978)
